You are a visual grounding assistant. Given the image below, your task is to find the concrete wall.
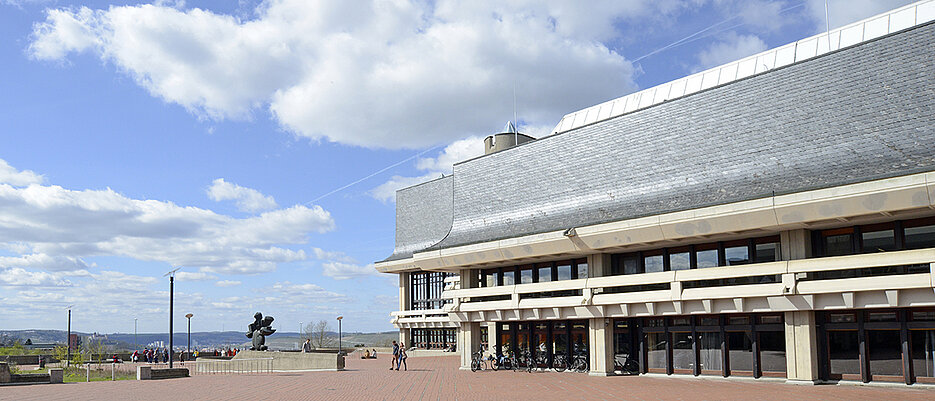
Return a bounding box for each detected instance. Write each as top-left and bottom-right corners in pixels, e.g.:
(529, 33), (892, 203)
(232, 350), (345, 371)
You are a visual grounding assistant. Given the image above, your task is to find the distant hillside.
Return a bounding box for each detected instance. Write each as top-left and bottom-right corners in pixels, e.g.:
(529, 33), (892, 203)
(0, 329), (398, 351)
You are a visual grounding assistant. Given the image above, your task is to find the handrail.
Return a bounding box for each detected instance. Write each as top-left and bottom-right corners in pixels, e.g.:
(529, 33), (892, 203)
(191, 357), (273, 375)
(442, 248), (935, 306)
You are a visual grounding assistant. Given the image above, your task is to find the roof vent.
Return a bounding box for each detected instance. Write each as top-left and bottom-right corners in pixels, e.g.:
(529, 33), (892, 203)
(484, 121), (535, 155)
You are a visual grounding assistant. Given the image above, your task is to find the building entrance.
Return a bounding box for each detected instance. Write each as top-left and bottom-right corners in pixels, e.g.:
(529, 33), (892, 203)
(495, 320), (590, 370)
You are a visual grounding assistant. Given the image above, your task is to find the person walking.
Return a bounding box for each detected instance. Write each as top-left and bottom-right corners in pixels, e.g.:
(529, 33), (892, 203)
(302, 339), (312, 353)
(396, 343), (408, 371)
(390, 340), (399, 370)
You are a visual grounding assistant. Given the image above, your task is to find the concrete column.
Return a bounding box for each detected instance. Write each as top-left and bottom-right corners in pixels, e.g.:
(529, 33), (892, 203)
(589, 253), (611, 277)
(486, 322), (498, 352)
(781, 229), (812, 261)
(458, 322), (481, 369)
(49, 368), (63, 384)
(398, 328), (410, 347)
(460, 268), (478, 289)
(398, 272), (409, 311)
(588, 317), (614, 376)
(784, 310), (820, 383)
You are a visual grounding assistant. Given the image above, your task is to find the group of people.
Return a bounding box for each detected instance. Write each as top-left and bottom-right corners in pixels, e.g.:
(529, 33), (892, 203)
(131, 348), (170, 364)
(390, 340), (408, 371)
(359, 349), (378, 359)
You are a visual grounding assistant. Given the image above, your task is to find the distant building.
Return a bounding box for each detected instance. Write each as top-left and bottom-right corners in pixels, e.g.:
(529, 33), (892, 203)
(377, 2), (935, 385)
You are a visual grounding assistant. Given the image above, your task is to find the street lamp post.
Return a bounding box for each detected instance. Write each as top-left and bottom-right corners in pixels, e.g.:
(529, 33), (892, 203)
(164, 267), (180, 369)
(65, 305), (74, 367)
(185, 313), (193, 358)
(336, 316), (343, 355)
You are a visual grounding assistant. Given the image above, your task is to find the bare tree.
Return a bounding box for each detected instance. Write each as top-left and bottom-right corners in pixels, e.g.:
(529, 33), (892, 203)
(304, 320), (336, 349)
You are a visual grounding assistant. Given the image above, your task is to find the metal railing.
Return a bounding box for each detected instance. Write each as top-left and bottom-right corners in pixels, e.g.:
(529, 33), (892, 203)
(190, 358), (273, 375)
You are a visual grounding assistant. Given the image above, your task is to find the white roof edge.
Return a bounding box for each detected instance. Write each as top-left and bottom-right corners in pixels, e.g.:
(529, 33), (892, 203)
(552, 0), (935, 135)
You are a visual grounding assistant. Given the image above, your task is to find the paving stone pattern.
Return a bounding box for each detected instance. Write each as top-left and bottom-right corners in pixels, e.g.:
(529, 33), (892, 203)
(3, 355), (935, 400)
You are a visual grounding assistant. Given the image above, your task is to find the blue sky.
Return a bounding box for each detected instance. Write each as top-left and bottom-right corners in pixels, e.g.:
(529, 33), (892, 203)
(0, 0), (915, 334)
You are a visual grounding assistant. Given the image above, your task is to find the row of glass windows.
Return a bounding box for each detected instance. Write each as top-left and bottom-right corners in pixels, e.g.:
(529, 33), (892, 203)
(496, 320), (590, 368)
(820, 308), (935, 384)
(815, 217), (935, 257)
(634, 314), (786, 377)
(410, 328), (456, 349)
(477, 258), (588, 287)
(612, 235), (780, 275)
(410, 271), (453, 310)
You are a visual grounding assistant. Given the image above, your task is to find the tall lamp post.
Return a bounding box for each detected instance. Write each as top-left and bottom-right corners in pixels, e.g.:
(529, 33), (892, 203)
(65, 305), (74, 367)
(185, 313), (193, 358)
(336, 316), (343, 355)
(164, 267), (180, 369)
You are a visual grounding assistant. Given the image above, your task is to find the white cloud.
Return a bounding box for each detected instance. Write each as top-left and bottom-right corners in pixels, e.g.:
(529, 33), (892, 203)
(206, 178), (278, 212)
(175, 271), (216, 281)
(0, 158), (334, 276)
(0, 267), (69, 286)
(215, 279), (241, 287)
(0, 159), (43, 186)
(321, 261), (377, 280)
(0, 253), (91, 272)
(27, 1), (656, 149)
(369, 136), (484, 202)
(694, 32), (767, 72)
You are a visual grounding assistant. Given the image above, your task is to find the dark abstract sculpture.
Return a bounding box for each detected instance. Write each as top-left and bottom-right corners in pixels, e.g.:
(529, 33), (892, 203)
(246, 312), (276, 351)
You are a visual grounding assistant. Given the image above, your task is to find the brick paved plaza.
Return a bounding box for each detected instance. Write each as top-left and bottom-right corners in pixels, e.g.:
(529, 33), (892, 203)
(3, 355), (935, 400)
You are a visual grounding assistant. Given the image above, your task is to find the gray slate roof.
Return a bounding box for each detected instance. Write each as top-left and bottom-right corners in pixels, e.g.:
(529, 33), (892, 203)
(384, 21), (935, 262)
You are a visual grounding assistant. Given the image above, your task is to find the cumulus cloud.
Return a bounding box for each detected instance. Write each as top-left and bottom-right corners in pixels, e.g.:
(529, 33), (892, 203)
(27, 1), (655, 149)
(322, 261), (377, 280)
(207, 178), (278, 212)
(215, 279), (241, 287)
(0, 159), (43, 186)
(0, 158), (334, 276)
(369, 136), (484, 202)
(0, 253), (92, 272)
(693, 32), (767, 72)
(0, 267), (69, 286)
(175, 271), (217, 281)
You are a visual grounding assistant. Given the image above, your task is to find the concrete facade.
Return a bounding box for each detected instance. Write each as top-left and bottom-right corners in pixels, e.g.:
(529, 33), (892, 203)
(377, 1), (935, 387)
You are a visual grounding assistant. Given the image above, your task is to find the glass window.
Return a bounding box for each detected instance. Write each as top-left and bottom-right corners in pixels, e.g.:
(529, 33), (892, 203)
(570, 322), (588, 355)
(502, 269), (516, 286)
(727, 331), (753, 372)
(553, 322), (568, 357)
(861, 225), (897, 253)
(537, 264), (552, 283)
(828, 313), (856, 323)
(828, 330), (860, 376)
(758, 315), (783, 325)
(724, 241), (750, 266)
(485, 270), (499, 287)
(912, 311), (935, 321)
(905, 220), (935, 250)
(759, 331), (786, 374)
(754, 236), (780, 263)
(670, 317), (690, 327)
(728, 316), (750, 325)
(646, 332), (668, 370)
(866, 312), (897, 322)
(556, 263), (572, 281)
(912, 329), (935, 380)
(823, 228), (855, 256)
(500, 324), (512, 356)
(868, 330), (902, 377)
(646, 318), (665, 327)
(517, 324), (530, 355)
(699, 317), (719, 326)
(575, 259), (589, 279)
(695, 246), (719, 269)
(520, 267), (534, 284)
(669, 248), (691, 271)
(620, 254), (640, 275)
(698, 331), (722, 372)
(671, 332), (694, 371)
(644, 252), (664, 273)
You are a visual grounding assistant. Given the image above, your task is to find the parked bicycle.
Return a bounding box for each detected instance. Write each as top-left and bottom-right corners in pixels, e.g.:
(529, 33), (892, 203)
(470, 349), (487, 372)
(552, 353), (568, 372)
(613, 353), (639, 375)
(569, 352), (588, 373)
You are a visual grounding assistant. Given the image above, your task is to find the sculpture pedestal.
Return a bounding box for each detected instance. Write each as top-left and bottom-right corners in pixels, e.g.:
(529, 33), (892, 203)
(233, 350), (345, 371)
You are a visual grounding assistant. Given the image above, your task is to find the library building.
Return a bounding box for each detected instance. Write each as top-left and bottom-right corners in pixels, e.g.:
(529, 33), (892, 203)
(376, 1), (935, 385)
